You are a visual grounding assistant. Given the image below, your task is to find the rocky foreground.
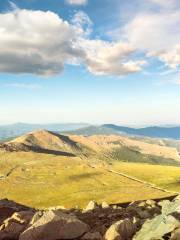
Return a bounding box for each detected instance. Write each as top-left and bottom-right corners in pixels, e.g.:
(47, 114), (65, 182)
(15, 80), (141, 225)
(0, 196), (180, 240)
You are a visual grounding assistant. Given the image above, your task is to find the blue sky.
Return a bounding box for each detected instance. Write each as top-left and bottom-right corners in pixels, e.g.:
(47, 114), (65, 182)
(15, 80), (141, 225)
(0, 0), (180, 126)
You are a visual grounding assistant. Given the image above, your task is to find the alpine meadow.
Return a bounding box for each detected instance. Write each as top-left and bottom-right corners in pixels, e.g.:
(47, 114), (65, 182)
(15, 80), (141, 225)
(0, 1), (180, 240)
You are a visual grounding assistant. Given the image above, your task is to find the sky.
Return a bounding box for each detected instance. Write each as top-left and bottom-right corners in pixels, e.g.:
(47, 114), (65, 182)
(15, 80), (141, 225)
(0, 0), (180, 126)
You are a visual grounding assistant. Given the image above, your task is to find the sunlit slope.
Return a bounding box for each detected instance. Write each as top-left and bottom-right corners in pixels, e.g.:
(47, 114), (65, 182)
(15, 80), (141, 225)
(8, 130), (80, 153)
(0, 130), (179, 208)
(70, 134), (180, 161)
(0, 151), (177, 208)
(111, 161), (180, 193)
(1, 130), (179, 166)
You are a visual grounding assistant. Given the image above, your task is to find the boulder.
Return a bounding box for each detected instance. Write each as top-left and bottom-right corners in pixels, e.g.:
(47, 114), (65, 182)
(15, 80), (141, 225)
(19, 210), (89, 240)
(136, 210), (151, 219)
(133, 199), (180, 240)
(0, 199), (32, 225)
(48, 206), (66, 211)
(0, 210), (34, 240)
(30, 211), (44, 225)
(145, 200), (156, 208)
(127, 205), (151, 219)
(101, 202), (109, 209)
(104, 219), (136, 240)
(84, 201), (99, 212)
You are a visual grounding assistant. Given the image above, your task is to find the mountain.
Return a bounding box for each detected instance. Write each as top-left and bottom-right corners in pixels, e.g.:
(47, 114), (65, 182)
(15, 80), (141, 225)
(1, 130), (180, 166)
(67, 124), (180, 140)
(0, 130), (83, 156)
(103, 124), (180, 139)
(1, 123), (180, 142)
(0, 123), (89, 141)
(65, 125), (119, 136)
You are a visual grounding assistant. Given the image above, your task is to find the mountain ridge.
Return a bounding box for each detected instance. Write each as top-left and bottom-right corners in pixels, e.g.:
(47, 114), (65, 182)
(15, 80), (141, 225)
(1, 123), (180, 141)
(66, 124), (180, 140)
(1, 130), (180, 166)
(0, 123), (90, 141)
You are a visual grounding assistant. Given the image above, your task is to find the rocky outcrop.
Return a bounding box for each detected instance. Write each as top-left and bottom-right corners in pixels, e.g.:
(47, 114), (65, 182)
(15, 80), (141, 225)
(0, 199), (34, 225)
(133, 197), (180, 240)
(19, 210), (89, 240)
(0, 196), (179, 240)
(0, 211), (34, 240)
(104, 219), (136, 240)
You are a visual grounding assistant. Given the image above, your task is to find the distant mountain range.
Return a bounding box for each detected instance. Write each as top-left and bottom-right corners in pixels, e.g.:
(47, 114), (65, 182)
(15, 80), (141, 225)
(0, 123), (89, 141)
(66, 124), (180, 140)
(1, 123), (180, 141)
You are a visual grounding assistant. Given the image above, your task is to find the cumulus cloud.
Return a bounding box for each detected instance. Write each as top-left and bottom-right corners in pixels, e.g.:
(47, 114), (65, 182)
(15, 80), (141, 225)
(122, 4), (180, 70)
(0, 8), (145, 77)
(0, 9), (84, 75)
(124, 11), (180, 52)
(79, 40), (146, 76)
(66, 0), (87, 5)
(148, 45), (180, 69)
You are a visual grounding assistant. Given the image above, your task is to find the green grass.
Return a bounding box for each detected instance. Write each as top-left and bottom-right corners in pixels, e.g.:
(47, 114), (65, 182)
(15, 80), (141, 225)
(112, 161), (180, 192)
(106, 146), (180, 166)
(0, 151), (178, 208)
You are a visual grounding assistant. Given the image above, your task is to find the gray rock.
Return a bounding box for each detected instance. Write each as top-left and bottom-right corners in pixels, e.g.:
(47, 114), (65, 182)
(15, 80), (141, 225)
(101, 202), (109, 209)
(0, 210), (34, 240)
(133, 199), (180, 240)
(145, 200), (156, 208)
(84, 201), (99, 212)
(137, 210), (151, 219)
(30, 211), (44, 225)
(104, 218), (136, 240)
(19, 210), (89, 240)
(48, 206), (66, 211)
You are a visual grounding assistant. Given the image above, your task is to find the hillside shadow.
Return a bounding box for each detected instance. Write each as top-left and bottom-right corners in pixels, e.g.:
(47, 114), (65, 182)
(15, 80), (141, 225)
(69, 172), (101, 180)
(0, 142), (76, 156)
(49, 131), (80, 149)
(28, 146), (76, 157)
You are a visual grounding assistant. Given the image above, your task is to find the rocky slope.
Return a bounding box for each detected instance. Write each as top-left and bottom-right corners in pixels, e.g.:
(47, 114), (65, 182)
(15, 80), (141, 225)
(0, 195), (180, 240)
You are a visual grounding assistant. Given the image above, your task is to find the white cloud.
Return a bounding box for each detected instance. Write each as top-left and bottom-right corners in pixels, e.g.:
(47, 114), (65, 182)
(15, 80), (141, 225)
(0, 8), (145, 77)
(124, 11), (180, 52)
(0, 9), (84, 75)
(122, 5), (180, 70)
(79, 40), (146, 76)
(71, 11), (93, 36)
(148, 45), (180, 69)
(66, 0), (87, 5)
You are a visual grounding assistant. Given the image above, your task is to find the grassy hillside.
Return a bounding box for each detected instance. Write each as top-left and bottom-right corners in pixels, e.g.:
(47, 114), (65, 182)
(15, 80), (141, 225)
(1, 130), (180, 166)
(65, 125), (118, 136)
(0, 151), (178, 208)
(106, 146), (180, 166)
(111, 161), (180, 193)
(0, 131), (179, 208)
